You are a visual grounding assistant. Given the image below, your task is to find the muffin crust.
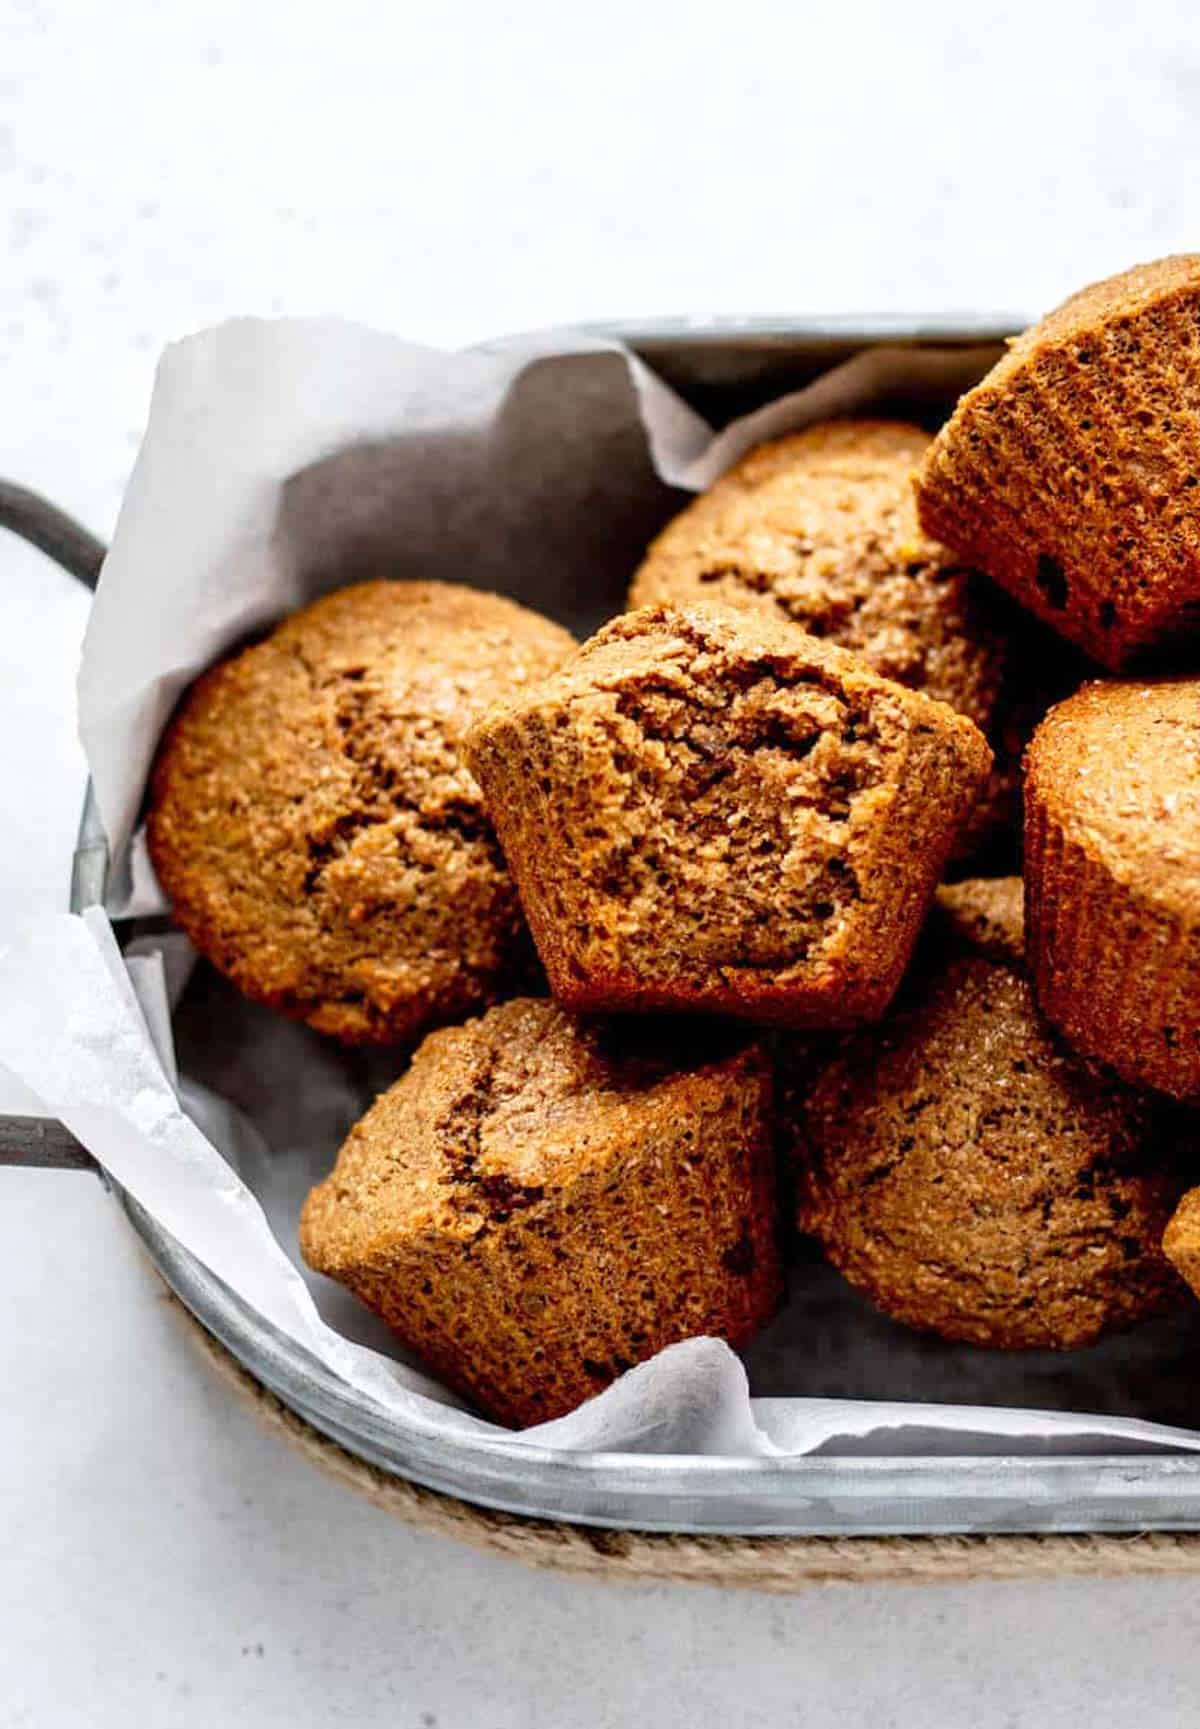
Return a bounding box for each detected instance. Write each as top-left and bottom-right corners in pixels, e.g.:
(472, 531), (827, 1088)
(300, 998), (781, 1426)
(916, 255), (1200, 667)
(791, 879), (1189, 1349)
(1024, 676), (1200, 1100)
(149, 580), (574, 1044)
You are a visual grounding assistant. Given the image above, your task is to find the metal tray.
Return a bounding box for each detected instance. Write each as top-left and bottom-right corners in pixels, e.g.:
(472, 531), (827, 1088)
(10, 316), (1200, 1537)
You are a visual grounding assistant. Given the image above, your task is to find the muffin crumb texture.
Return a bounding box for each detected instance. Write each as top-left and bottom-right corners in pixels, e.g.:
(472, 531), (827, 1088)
(300, 998), (781, 1427)
(464, 601), (991, 1029)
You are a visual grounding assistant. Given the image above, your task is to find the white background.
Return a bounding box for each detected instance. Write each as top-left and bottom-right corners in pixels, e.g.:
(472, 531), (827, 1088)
(5, 2), (1200, 1722)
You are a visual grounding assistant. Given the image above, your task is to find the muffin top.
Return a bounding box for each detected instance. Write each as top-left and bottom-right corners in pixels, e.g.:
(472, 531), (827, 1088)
(802, 878), (1162, 1191)
(300, 996), (767, 1267)
(1025, 678), (1200, 899)
(148, 580), (574, 1044)
(629, 419), (1007, 735)
(793, 877), (1188, 1347)
(985, 254), (1200, 381)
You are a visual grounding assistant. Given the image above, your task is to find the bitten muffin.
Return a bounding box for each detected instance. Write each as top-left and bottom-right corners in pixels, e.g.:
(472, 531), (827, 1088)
(791, 879), (1190, 1349)
(148, 581), (574, 1045)
(916, 255), (1200, 668)
(462, 601), (992, 1029)
(629, 418), (1068, 860)
(299, 998), (781, 1427)
(1024, 676), (1200, 1101)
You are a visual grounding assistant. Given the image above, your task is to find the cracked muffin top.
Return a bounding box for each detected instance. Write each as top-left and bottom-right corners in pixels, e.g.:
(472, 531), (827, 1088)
(791, 878), (1190, 1349)
(147, 580), (575, 1045)
(300, 996), (768, 1256)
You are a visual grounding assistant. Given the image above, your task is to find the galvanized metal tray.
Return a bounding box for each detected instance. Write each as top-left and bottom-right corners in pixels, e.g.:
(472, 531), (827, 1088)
(10, 317), (1200, 1538)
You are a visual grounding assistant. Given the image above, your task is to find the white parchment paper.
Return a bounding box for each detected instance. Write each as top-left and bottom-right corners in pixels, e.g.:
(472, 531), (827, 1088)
(5, 318), (1200, 1460)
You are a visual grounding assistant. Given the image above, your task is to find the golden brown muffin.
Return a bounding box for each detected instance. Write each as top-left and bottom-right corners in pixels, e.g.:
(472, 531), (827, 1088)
(1024, 676), (1200, 1101)
(916, 255), (1200, 669)
(1163, 1187), (1200, 1300)
(462, 601), (991, 1030)
(791, 878), (1190, 1349)
(148, 581), (574, 1045)
(300, 998), (781, 1427)
(630, 419), (1074, 860)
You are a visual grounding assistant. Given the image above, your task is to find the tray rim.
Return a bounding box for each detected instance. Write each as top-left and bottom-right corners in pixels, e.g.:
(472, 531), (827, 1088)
(71, 312), (1200, 1536)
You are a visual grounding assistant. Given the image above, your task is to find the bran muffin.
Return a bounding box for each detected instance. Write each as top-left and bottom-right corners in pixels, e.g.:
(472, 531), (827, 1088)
(629, 418), (1069, 860)
(148, 580), (574, 1046)
(791, 879), (1190, 1349)
(916, 255), (1200, 668)
(299, 998), (781, 1427)
(462, 601), (992, 1030)
(1024, 676), (1200, 1101)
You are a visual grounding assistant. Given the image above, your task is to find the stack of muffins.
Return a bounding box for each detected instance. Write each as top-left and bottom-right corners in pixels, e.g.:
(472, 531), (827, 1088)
(149, 255), (1200, 1428)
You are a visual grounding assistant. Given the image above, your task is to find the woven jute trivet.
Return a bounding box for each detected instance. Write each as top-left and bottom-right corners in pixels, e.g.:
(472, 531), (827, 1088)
(164, 1286), (1200, 1591)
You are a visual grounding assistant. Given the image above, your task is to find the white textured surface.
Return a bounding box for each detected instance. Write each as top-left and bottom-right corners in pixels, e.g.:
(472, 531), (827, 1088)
(4, 2), (1200, 1722)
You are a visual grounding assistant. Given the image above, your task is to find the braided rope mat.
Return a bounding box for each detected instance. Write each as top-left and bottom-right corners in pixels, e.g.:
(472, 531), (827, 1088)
(168, 1290), (1200, 1590)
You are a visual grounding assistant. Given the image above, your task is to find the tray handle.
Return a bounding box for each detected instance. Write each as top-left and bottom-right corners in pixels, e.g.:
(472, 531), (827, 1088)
(0, 479), (106, 590)
(0, 1117), (97, 1173)
(1, 478), (108, 1174)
